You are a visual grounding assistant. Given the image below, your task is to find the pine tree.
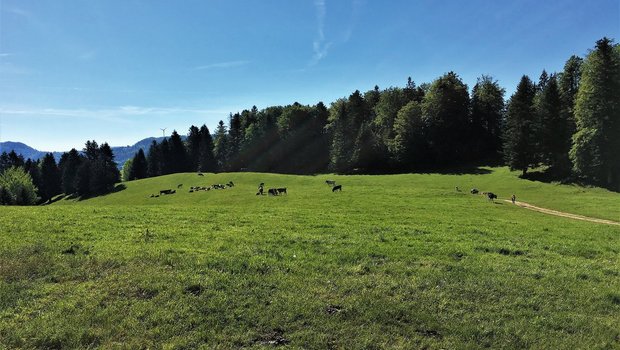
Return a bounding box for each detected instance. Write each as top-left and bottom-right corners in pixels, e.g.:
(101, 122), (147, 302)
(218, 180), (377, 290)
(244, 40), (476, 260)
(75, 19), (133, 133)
(186, 125), (201, 171)
(39, 153), (61, 203)
(470, 75), (505, 163)
(504, 75), (538, 175)
(557, 55), (583, 175)
(570, 38), (620, 189)
(197, 125), (216, 172)
(168, 130), (189, 173)
(130, 149), (148, 180)
(422, 72), (471, 165)
(59, 149), (82, 194)
(146, 141), (161, 177)
(213, 120), (229, 171)
(535, 74), (564, 172)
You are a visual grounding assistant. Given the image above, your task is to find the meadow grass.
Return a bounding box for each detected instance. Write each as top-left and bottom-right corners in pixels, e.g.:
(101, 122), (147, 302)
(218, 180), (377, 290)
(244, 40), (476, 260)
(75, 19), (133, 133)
(1, 167), (618, 349)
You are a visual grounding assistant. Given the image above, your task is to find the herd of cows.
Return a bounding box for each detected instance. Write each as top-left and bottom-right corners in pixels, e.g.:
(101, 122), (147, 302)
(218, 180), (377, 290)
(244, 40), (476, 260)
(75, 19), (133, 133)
(149, 176), (344, 199)
(149, 175), (512, 204)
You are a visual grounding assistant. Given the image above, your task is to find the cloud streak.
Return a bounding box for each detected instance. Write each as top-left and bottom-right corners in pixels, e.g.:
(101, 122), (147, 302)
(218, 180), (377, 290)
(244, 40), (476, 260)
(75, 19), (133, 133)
(0, 105), (234, 124)
(194, 60), (250, 70)
(311, 0), (331, 64)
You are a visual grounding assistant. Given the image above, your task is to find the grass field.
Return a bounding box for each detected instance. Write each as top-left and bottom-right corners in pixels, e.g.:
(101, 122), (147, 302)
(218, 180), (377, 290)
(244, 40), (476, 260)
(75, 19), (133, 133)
(1, 167), (619, 349)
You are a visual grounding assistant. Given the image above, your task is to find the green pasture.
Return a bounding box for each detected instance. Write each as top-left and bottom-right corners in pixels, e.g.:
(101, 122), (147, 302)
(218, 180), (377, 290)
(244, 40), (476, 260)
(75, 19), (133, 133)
(1, 167), (618, 349)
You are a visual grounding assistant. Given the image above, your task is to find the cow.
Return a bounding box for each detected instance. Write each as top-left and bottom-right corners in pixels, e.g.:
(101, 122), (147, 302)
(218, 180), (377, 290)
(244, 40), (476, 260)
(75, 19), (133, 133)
(326, 180), (336, 186)
(268, 188), (278, 196)
(160, 189), (173, 195)
(487, 192), (497, 201)
(277, 187), (287, 195)
(177, 184), (183, 188)
(332, 185), (342, 192)
(227, 181), (235, 187)
(470, 188), (479, 194)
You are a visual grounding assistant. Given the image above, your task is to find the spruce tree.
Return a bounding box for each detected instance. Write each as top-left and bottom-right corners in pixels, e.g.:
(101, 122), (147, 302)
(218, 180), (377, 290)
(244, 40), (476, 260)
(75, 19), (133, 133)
(213, 120), (229, 171)
(504, 75), (538, 175)
(558, 55), (583, 175)
(470, 75), (505, 163)
(421, 71), (471, 165)
(570, 38), (620, 189)
(168, 130), (189, 173)
(186, 125), (201, 171)
(130, 149), (148, 180)
(197, 125), (215, 172)
(59, 149), (82, 194)
(39, 153), (61, 203)
(535, 74), (564, 172)
(146, 141), (161, 177)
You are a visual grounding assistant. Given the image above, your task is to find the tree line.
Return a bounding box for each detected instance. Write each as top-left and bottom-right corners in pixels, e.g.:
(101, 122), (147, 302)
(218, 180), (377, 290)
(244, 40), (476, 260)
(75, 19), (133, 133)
(129, 37), (618, 190)
(0, 141), (120, 205)
(1, 37), (618, 205)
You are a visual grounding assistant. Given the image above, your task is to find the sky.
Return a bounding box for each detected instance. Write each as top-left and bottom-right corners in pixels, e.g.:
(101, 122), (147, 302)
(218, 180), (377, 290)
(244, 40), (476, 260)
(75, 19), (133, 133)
(0, 0), (618, 151)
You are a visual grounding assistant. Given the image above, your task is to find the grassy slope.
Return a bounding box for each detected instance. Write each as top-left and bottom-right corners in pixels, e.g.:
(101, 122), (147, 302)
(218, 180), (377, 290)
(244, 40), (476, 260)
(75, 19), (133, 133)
(1, 167), (619, 349)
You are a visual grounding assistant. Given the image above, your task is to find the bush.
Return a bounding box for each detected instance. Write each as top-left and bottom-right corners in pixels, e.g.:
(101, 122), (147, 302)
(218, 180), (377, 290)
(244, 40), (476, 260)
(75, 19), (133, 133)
(0, 167), (39, 205)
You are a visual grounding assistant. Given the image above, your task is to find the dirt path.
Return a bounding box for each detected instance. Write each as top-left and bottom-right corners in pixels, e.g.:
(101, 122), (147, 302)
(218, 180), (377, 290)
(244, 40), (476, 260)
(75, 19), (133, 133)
(503, 200), (620, 226)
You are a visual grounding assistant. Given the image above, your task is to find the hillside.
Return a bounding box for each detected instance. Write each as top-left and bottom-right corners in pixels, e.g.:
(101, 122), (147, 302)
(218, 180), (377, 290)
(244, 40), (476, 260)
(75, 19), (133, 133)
(58, 167), (620, 222)
(0, 136), (170, 168)
(2, 167), (619, 348)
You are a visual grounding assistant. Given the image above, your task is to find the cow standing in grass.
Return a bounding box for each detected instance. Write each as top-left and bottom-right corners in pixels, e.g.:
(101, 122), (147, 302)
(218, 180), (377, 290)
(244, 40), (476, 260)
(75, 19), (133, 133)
(332, 185), (342, 192)
(487, 192), (497, 201)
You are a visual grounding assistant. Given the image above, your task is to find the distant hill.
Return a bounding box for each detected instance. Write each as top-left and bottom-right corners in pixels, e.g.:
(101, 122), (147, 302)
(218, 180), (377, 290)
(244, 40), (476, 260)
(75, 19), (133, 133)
(0, 136), (174, 169)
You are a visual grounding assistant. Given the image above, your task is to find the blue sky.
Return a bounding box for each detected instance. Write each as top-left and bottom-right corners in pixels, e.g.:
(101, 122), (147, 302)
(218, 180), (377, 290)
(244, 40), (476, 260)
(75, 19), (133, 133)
(1, 0), (618, 151)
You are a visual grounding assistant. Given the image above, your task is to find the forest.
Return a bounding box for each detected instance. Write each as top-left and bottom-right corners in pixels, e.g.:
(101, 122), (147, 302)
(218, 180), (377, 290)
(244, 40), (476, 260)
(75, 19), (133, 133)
(1, 37), (618, 205)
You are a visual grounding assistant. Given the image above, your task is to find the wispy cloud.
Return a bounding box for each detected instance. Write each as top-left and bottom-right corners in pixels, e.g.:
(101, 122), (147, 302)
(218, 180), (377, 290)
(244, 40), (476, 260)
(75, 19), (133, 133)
(0, 106), (234, 124)
(311, 0), (331, 64)
(194, 60), (250, 70)
(78, 50), (97, 61)
(0, 53), (12, 58)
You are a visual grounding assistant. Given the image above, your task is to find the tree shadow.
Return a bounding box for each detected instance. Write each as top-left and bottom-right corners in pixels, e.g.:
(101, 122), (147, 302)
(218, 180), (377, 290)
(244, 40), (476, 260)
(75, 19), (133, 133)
(521, 169), (620, 193)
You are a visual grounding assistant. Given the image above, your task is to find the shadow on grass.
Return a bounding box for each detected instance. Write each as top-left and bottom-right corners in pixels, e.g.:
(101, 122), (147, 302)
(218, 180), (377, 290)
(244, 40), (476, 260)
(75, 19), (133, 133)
(75, 184), (127, 201)
(520, 168), (619, 193)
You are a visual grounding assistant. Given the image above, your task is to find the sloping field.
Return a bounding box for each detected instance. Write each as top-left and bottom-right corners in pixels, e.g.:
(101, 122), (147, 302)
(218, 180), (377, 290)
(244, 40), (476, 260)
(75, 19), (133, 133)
(1, 167), (619, 348)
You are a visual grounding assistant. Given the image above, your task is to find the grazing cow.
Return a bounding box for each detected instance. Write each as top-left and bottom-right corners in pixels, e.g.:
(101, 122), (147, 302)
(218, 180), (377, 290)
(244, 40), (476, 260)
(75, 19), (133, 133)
(227, 181), (235, 187)
(326, 180), (336, 186)
(268, 188), (278, 196)
(332, 185), (342, 192)
(470, 188), (479, 194)
(198, 173), (204, 176)
(189, 189), (194, 193)
(277, 187), (287, 195)
(487, 192), (497, 201)
(160, 189), (173, 195)
(177, 184), (183, 188)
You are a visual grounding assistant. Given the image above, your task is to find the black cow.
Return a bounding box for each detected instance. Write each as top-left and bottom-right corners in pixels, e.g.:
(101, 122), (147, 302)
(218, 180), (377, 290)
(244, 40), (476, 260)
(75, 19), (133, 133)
(160, 189), (173, 195)
(470, 188), (479, 194)
(332, 185), (342, 192)
(277, 187), (287, 195)
(268, 188), (278, 196)
(487, 192), (497, 201)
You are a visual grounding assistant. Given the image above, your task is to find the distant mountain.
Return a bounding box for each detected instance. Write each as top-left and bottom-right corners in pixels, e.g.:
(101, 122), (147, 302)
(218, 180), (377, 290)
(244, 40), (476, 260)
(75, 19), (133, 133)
(0, 141), (63, 162)
(0, 136), (174, 169)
